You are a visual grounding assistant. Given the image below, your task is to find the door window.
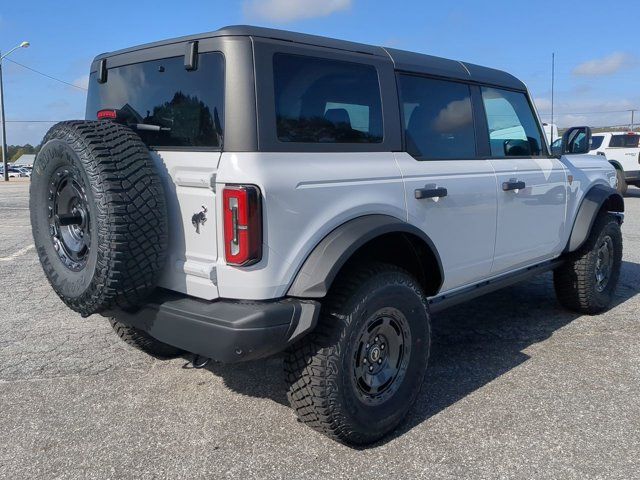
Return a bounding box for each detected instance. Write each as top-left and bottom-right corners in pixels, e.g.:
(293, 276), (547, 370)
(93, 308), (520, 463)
(273, 54), (383, 143)
(590, 135), (605, 149)
(398, 75), (476, 159)
(481, 87), (544, 157)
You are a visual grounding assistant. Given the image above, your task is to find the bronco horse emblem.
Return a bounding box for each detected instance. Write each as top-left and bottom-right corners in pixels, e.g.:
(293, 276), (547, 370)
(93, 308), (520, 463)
(191, 205), (207, 234)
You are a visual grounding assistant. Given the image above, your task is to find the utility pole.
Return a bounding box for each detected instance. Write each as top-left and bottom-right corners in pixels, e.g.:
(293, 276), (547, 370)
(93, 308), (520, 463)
(0, 41), (30, 181)
(550, 52), (555, 144)
(0, 53), (7, 182)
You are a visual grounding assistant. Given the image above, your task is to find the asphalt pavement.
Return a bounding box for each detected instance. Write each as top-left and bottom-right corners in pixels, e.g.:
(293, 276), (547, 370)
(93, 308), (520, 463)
(1, 180), (639, 479)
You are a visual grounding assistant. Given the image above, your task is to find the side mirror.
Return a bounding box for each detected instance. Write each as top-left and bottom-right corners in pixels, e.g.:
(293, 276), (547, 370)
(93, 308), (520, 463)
(561, 126), (592, 155)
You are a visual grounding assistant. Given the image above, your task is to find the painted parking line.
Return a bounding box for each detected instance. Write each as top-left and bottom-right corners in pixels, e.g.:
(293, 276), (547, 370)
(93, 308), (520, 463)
(0, 245), (35, 262)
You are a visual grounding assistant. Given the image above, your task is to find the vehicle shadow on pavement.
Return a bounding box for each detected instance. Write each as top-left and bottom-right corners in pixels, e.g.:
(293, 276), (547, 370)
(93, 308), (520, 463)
(199, 261), (640, 446)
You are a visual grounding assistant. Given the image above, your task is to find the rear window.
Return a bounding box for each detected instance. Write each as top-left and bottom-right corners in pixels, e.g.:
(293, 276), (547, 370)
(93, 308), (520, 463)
(273, 54), (383, 143)
(590, 135), (604, 149)
(86, 52), (224, 148)
(609, 134), (639, 148)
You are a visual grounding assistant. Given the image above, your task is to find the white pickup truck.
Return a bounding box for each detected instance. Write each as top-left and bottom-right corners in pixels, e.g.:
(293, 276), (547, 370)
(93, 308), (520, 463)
(590, 131), (640, 194)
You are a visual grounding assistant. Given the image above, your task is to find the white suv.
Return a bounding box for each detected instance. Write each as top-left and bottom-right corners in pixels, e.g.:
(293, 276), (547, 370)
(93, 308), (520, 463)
(29, 26), (624, 445)
(590, 131), (640, 194)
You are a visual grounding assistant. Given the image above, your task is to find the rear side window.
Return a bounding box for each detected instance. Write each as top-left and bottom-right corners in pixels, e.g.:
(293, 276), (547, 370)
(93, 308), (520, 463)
(273, 54), (383, 143)
(590, 135), (605, 149)
(481, 87), (543, 157)
(86, 52), (224, 148)
(399, 75), (476, 159)
(609, 134), (640, 148)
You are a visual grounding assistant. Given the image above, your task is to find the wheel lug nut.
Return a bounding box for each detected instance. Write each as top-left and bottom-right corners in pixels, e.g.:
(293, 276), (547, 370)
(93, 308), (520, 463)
(374, 336), (379, 342)
(377, 359), (382, 364)
(380, 344), (385, 350)
(368, 366), (373, 372)
(363, 358), (367, 364)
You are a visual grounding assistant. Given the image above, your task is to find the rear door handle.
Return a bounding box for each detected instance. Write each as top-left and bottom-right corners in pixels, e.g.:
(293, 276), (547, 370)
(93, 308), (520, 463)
(502, 180), (526, 191)
(414, 185), (448, 199)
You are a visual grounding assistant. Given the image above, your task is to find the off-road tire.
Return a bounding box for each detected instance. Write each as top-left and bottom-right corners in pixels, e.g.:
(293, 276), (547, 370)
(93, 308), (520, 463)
(30, 121), (168, 317)
(109, 319), (182, 358)
(554, 213), (622, 314)
(284, 263), (431, 445)
(616, 169), (628, 195)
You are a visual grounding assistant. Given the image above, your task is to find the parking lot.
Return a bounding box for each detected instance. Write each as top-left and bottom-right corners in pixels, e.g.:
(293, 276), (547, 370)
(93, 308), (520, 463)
(1, 180), (638, 479)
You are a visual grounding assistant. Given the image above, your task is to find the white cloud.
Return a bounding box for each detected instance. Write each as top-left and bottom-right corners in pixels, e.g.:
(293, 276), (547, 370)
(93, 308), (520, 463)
(572, 52), (636, 76)
(243, 0), (351, 23)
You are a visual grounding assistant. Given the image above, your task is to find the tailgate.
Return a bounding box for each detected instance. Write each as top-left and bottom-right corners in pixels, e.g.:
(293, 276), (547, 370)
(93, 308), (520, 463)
(153, 150), (221, 300)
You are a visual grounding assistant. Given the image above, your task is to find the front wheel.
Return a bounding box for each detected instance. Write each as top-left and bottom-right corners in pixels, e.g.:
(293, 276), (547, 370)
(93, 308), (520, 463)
(554, 213), (623, 314)
(284, 263), (430, 445)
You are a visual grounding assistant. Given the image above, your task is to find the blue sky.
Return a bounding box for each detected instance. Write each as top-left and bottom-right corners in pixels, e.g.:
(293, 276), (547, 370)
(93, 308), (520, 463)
(1, 0), (639, 145)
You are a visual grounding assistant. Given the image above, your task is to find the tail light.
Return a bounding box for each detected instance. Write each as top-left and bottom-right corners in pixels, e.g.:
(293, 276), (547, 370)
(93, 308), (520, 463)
(97, 109), (118, 120)
(223, 185), (262, 266)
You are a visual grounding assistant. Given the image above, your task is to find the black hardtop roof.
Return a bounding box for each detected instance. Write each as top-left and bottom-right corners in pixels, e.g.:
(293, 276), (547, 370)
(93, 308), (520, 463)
(94, 25), (526, 90)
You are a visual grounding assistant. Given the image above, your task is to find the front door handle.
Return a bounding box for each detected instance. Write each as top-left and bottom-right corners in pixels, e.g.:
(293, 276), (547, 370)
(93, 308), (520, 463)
(502, 180), (526, 191)
(415, 185), (448, 199)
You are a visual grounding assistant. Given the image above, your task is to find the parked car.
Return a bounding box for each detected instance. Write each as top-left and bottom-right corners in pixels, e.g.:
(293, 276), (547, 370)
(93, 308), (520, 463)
(0, 167), (25, 178)
(589, 131), (640, 194)
(28, 26), (624, 445)
(15, 167), (31, 177)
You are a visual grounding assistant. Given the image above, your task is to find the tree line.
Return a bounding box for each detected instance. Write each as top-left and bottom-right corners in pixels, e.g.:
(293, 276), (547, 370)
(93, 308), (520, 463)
(0, 144), (40, 163)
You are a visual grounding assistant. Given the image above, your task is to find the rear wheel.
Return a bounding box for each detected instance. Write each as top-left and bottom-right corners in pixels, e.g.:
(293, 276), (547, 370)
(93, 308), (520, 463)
(554, 213), (622, 314)
(109, 319), (183, 358)
(616, 169), (628, 195)
(284, 263), (430, 445)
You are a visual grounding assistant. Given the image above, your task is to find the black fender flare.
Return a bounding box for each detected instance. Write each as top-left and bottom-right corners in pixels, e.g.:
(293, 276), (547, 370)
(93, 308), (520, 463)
(567, 184), (624, 252)
(287, 214), (444, 298)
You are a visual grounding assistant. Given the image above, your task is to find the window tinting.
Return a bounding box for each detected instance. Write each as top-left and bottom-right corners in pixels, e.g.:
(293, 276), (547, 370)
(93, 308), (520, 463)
(86, 53), (224, 148)
(481, 87), (543, 157)
(273, 54), (383, 143)
(399, 76), (475, 159)
(590, 135), (605, 149)
(609, 134), (640, 148)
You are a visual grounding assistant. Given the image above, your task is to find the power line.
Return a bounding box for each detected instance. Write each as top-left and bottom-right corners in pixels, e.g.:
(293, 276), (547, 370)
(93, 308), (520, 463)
(4, 120), (63, 123)
(539, 109), (639, 116)
(4, 58), (87, 91)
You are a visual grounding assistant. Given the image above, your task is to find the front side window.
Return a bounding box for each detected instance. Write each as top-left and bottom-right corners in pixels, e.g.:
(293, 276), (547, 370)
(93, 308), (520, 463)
(590, 135), (605, 149)
(273, 54), (383, 143)
(481, 87), (543, 157)
(86, 52), (224, 148)
(399, 75), (476, 159)
(609, 134), (640, 148)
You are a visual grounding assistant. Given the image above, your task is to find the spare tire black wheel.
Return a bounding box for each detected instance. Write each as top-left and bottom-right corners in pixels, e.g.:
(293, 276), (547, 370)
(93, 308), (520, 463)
(30, 121), (168, 317)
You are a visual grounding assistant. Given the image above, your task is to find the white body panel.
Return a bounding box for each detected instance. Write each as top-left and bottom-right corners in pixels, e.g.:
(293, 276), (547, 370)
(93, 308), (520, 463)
(153, 148), (616, 303)
(153, 150), (221, 300)
(214, 152), (406, 300)
(394, 153), (498, 291)
(489, 157), (567, 274)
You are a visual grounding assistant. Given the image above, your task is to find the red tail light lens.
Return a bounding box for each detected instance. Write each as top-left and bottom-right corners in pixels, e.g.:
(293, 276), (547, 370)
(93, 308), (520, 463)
(97, 109), (117, 120)
(223, 185), (262, 266)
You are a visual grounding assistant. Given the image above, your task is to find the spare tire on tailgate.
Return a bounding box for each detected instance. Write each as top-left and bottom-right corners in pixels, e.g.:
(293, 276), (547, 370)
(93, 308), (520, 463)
(30, 121), (168, 317)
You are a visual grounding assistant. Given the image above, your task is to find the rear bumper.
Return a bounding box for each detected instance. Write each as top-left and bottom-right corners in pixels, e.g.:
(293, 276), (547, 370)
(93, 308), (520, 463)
(108, 291), (320, 363)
